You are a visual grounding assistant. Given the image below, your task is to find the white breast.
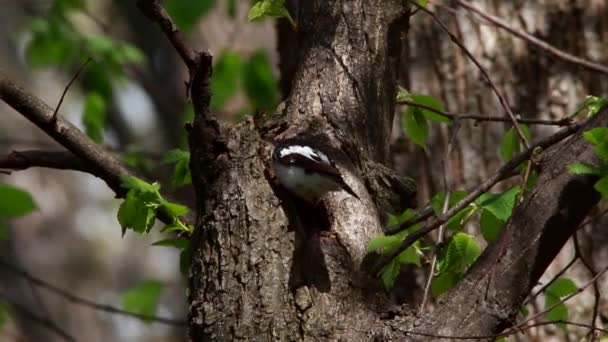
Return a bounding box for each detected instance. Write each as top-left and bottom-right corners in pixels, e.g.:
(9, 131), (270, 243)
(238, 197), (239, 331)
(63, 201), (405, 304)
(273, 160), (340, 202)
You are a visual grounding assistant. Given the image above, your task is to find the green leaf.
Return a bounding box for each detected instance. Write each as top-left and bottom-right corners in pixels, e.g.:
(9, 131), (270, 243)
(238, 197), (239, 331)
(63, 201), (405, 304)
(439, 232), (480, 274)
(162, 150), (192, 188)
(248, 0), (296, 28)
(594, 176), (608, 199)
(117, 190), (157, 234)
(475, 186), (519, 222)
(162, 149), (189, 164)
(160, 200), (190, 218)
(544, 278), (577, 328)
(430, 191), (472, 230)
(165, 0), (216, 31)
(114, 42), (146, 65)
(210, 50), (242, 111)
(431, 272), (459, 297)
(82, 92), (106, 143)
(567, 163), (602, 175)
(0, 222), (7, 241)
(121, 280), (164, 323)
(386, 208), (417, 227)
(546, 278), (577, 297)
(479, 210), (504, 242)
(379, 259), (401, 290)
(574, 95), (608, 117)
(583, 127), (608, 145)
(403, 107), (429, 148)
(242, 50), (279, 110)
(500, 125), (531, 161)
(0, 184), (37, 218)
(120, 176), (160, 194)
(404, 94), (450, 123)
(417, 0), (429, 6)
(27, 33), (75, 68)
(152, 238), (189, 250)
(0, 302), (9, 331)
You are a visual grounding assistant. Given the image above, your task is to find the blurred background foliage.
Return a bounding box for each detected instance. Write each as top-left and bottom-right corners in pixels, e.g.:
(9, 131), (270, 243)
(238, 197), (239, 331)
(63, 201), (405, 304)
(0, 0), (280, 340)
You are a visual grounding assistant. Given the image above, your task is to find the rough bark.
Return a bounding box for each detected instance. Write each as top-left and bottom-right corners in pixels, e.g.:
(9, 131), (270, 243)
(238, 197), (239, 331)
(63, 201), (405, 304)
(400, 110), (607, 340)
(186, 1), (607, 341)
(187, 0), (413, 340)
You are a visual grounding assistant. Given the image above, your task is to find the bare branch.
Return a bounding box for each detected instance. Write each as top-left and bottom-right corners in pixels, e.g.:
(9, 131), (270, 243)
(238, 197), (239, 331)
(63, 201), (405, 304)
(452, 0), (608, 76)
(0, 292), (76, 342)
(0, 73), (193, 226)
(372, 118), (585, 274)
(51, 58), (91, 124)
(398, 99), (574, 126)
(0, 150), (90, 173)
(0, 259), (187, 326)
(412, 1), (530, 148)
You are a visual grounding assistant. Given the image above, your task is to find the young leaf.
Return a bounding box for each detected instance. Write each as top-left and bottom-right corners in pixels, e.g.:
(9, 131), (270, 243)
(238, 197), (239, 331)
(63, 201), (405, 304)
(500, 125), (531, 161)
(431, 272), (460, 297)
(0, 302), (9, 331)
(405, 94), (450, 123)
(120, 176), (160, 194)
(545, 278), (577, 328)
(121, 280), (164, 323)
(248, 0), (296, 28)
(0, 184), (37, 218)
(82, 92), (106, 143)
(151, 238), (189, 250)
(430, 191), (472, 230)
(165, 0), (216, 32)
(594, 176), (608, 199)
(160, 200), (190, 218)
(243, 50), (279, 110)
(162, 149), (192, 188)
(567, 163), (602, 175)
(0, 222), (7, 241)
(475, 186), (519, 222)
(403, 108), (429, 148)
(441, 232), (481, 274)
(479, 210), (504, 243)
(583, 127), (608, 145)
(210, 50), (242, 111)
(117, 190), (157, 234)
(380, 259), (401, 290)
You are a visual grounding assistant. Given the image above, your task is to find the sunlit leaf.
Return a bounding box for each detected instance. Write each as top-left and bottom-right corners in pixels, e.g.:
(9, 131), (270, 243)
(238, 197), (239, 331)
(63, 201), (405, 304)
(121, 280), (164, 323)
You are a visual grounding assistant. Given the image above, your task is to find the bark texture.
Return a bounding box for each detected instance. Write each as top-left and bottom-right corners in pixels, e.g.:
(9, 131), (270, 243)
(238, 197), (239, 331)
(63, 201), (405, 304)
(188, 0), (412, 340)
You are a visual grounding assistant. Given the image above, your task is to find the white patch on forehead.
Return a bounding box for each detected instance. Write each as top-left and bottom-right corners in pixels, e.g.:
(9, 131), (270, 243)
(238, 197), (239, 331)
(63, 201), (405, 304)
(279, 145), (330, 163)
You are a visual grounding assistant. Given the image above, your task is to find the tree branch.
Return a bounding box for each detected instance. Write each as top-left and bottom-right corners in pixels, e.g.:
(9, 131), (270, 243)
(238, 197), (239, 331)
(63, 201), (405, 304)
(0, 259), (187, 326)
(0, 72), (192, 226)
(408, 109), (608, 339)
(452, 0), (608, 76)
(0, 150), (90, 173)
(0, 73), (130, 195)
(398, 99), (574, 126)
(0, 292), (76, 342)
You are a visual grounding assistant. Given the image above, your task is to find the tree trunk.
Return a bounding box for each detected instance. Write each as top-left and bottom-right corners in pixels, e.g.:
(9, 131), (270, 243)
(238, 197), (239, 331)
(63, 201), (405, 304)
(186, 0), (608, 340)
(187, 1), (412, 340)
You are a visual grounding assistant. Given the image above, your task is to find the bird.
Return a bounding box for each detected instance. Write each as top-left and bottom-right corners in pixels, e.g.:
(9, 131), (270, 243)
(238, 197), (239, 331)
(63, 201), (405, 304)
(272, 138), (359, 203)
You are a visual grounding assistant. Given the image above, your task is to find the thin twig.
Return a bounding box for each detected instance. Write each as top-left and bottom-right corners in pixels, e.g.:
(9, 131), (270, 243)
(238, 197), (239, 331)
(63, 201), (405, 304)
(0, 292), (76, 342)
(0, 260), (187, 326)
(0, 150), (91, 173)
(513, 264), (608, 330)
(401, 320), (608, 340)
(51, 58), (92, 124)
(411, 1), (530, 148)
(573, 232), (601, 341)
(373, 120), (584, 274)
(524, 254), (577, 305)
(397, 100), (573, 126)
(419, 121), (460, 313)
(453, 0), (608, 76)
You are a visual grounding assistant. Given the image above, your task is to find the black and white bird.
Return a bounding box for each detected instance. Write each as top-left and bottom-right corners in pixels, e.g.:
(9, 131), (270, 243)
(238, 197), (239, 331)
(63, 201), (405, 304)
(272, 139), (359, 203)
